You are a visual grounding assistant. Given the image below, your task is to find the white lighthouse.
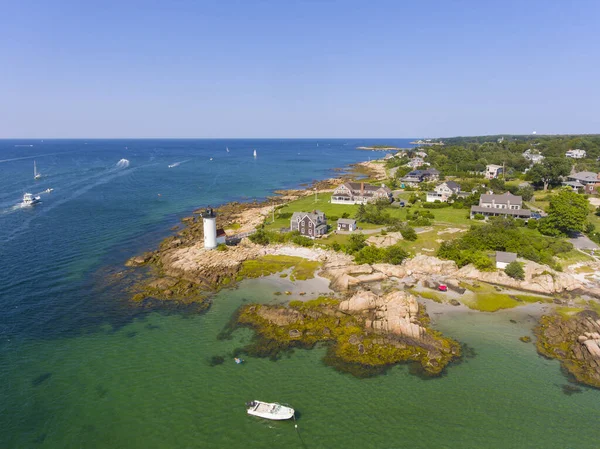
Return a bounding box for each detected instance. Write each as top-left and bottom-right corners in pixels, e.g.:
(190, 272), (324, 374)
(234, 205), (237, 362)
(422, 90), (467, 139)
(201, 207), (217, 249)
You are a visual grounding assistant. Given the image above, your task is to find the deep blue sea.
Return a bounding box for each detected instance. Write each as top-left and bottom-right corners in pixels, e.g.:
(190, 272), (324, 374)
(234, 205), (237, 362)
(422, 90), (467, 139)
(2, 139), (599, 449)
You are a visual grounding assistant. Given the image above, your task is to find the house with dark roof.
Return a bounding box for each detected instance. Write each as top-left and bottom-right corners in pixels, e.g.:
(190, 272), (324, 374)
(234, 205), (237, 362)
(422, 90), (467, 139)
(470, 192), (532, 220)
(216, 228), (227, 245)
(563, 172), (600, 193)
(426, 181), (462, 203)
(400, 168), (440, 187)
(331, 182), (392, 205)
(291, 211), (327, 238)
(496, 251), (517, 269)
(337, 218), (357, 232)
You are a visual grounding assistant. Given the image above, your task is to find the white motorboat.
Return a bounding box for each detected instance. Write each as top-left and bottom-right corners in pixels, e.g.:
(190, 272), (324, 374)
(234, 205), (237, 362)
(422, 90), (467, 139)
(45, 188), (54, 193)
(246, 401), (294, 420)
(253, 149), (257, 158)
(21, 193), (41, 206)
(34, 160), (41, 179)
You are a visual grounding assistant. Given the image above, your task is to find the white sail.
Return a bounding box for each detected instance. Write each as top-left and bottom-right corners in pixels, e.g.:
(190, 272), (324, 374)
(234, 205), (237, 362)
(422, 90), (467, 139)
(34, 161), (41, 179)
(253, 149), (257, 158)
(226, 147), (229, 152)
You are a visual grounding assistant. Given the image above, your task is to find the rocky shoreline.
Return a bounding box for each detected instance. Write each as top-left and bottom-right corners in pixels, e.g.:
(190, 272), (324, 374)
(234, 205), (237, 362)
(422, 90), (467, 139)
(122, 155), (600, 385)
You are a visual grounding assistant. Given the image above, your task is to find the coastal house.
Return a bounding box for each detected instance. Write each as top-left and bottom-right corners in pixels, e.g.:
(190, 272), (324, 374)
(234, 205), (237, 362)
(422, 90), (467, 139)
(406, 157), (426, 169)
(414, 151), (428, 158)
(522, 149), (545, 164)
(496, 251), (517, 269)
(291, 211), (327, 238)
(331, 182), (392, 205)
(337, 218), (357, 232)
(384, 153), (395, 160)
(426, 181), (462, 203)
(400, 168), (440, 188)
(216, 228), (227, 245)
(563, 172), (600, 193)
(470, 192), (532, 220)
(485, 164), (503, 179)
(566, 149), (586, 159)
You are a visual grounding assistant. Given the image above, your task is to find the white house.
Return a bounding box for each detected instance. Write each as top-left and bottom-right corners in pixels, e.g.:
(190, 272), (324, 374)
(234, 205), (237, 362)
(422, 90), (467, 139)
(470, 192), (532, 219)
(566, 149), (586, 159)
(485, 164), (503, 179)
(522, 149), (545, 164)
(426, 181), (461, 203)
(331, 182), (392, 205)
(496, 251), (517, 269)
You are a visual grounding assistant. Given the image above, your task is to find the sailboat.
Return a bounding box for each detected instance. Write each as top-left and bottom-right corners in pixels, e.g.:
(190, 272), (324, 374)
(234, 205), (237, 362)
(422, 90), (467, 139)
(253, 149), (257, 158)
(226, 147), (229, 153)
(34, 161), (41, 180)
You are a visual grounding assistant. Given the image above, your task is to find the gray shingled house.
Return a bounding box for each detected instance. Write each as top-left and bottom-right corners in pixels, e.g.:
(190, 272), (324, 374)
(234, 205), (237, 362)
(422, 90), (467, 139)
(290, 210), (327, 238)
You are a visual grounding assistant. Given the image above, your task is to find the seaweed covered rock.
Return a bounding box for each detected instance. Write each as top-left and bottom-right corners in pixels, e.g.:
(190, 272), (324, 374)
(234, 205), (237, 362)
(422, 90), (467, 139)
(535, 310), (600, 388)
(236, 294), (460, 377)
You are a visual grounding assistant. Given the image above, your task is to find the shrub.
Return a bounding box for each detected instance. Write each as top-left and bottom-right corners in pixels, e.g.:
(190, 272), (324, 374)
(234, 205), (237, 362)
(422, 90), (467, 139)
(249, 229), (271, 245)
(473, 213), (485, 220)
(423, 202), (449, 209)
(277, 212), (292, 219)
(527, 219), (538, 229)
(341, 212), (350, 218)
(400, 225), (417, 241)
(292, 235), (314, 247)
(216, 243), (228, 251)
(331, 242), (342, 252)
(514, 219), (525, 227)
(505, 261), (525, 280)
(346, 233), (367, 254)
(410, 217), (432, 226)
(585, 223), (596, 234)
(472, 252), (494, 271)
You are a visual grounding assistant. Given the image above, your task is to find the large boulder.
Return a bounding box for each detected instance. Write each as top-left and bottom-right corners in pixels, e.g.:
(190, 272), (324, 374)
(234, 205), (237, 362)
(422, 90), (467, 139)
(339, 290), (379, 311)
(403, 255), (459, 276)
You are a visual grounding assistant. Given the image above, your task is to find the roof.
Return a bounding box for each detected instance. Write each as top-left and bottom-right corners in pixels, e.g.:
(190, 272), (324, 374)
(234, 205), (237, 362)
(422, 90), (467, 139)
(471, 205), (531, 217)
(291, 210), (325, 223)
(496, 251), (517, 264)
(337, 218), (356, 225)
(480, 192), (522, 205)
(562, 181), (585, 188)
(486, 164), (503, 169)
(568, 172), (599, 183)
(216, 228), (226, 237)
(343, 182), (391, 193)
(443, 181), (460, 191)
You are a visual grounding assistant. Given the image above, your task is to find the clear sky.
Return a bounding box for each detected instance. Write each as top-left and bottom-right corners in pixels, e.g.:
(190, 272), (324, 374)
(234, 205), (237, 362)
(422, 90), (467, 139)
(1, 0), (599, 138)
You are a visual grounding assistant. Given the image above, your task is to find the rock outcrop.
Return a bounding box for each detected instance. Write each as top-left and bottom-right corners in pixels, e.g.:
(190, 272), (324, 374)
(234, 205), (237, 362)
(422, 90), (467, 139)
(536, 310), (600, 388)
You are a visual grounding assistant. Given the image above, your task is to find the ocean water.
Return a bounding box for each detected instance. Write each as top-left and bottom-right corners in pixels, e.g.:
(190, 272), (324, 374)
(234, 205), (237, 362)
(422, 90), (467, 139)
(1, 139), (599, 448)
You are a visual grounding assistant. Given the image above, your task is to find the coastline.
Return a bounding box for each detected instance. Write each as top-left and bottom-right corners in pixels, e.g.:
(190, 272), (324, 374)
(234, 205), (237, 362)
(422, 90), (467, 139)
(121, 153), (600, 386)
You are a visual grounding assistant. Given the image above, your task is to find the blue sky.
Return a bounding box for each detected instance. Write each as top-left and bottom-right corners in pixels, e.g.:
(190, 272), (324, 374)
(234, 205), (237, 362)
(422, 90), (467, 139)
(1, 0), (599, 138)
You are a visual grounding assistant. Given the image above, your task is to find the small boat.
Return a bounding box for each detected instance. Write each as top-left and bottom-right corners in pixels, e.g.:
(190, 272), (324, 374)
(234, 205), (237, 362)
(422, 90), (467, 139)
(210, 157), (213, 161)
(34, 161), (41, 179)
(253, 149), (257, 158)
(44, 188), (53, 193)
(21, 193), (41, 206)
(246, 401), (294, 421)
(226, 147), (229, 153)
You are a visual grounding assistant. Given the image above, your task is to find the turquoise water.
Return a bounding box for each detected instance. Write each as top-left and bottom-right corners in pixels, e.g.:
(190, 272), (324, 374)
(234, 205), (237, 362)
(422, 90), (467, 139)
(1, 139), (599, 448)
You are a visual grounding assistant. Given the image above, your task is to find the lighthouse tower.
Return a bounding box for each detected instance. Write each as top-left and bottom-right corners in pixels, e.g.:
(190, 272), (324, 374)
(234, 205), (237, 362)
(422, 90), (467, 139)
(201, 207), (217, 249)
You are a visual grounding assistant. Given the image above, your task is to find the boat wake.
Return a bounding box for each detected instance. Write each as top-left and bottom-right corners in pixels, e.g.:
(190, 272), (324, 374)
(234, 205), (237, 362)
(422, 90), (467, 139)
(168, 160), (189, 168)
(116, 159), (130, 169)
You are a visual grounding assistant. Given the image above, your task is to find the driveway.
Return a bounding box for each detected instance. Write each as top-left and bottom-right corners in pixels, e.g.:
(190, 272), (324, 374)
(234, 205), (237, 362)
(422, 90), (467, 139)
(569, 232), (599, 250)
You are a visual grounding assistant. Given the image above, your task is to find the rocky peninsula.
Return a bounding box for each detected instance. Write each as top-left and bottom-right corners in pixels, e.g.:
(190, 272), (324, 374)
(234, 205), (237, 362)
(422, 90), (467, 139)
(123, 155), (600, 385)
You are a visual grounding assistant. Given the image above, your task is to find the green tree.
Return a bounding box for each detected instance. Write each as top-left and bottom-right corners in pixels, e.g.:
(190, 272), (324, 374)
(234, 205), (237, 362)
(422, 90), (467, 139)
(505, 261), (525, 280)
(346, 233), (367, 254)
(526, 157), (571, 191)
(543, 190), (589, 234)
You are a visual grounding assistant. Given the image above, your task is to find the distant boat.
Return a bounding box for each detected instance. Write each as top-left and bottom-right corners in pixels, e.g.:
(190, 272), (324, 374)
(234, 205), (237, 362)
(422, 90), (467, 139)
(21, 193), (41, 207)
(210, 157), (213, 161)
(44, 188), (53, 193)
(34, 161), (41, 180)
(246, 401), (294, 420)
(226, 147), (229, 153)
(253, 149), (257, 158)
